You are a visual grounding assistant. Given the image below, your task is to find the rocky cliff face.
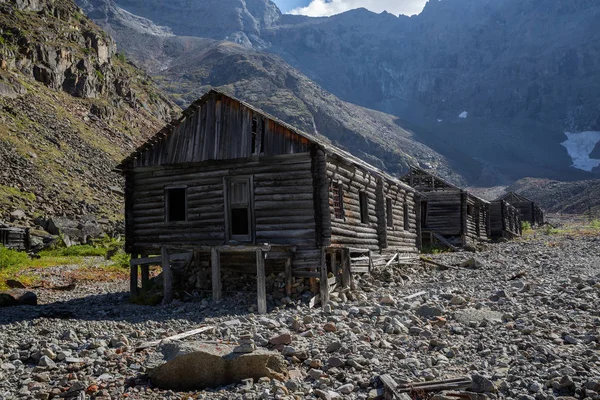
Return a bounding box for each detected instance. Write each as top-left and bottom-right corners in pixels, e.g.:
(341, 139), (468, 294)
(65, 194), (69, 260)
(0, 0), (178, 229)
(76, 0), (600, 185)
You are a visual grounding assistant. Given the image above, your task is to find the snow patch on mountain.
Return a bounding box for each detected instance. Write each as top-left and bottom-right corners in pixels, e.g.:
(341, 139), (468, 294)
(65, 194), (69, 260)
(561, 131), (600, 172)
(458, 111), (468, 119)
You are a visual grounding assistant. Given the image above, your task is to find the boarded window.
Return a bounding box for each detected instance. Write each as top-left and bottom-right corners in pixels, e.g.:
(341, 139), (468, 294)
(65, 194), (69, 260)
(227, 177), (253, 241)
(166, 188), (187, 222)
(333, 183), (344, 220)
(386, 198), (393, 227)
(403, 203), (409, 231)
(359, 191), (369, 224)
(251, 116), (258, 154)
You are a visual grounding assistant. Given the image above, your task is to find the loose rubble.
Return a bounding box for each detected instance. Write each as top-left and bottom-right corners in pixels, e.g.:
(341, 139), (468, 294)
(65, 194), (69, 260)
(1, 219), (599, 399)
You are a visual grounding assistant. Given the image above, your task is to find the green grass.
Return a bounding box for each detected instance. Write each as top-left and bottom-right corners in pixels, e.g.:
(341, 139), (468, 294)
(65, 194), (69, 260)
(38, 244), (107, 258)
(521, 221), (532, 233)
(0, 245), (29, 270)
(590, 220), (600, 229)
(421, 245), (449, 254)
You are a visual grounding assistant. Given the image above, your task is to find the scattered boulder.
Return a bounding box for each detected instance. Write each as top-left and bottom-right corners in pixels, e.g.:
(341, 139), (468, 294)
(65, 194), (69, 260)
(470, 374), (495, 393)
(0, 290), (37, 307)
(149, 343), (288, 391)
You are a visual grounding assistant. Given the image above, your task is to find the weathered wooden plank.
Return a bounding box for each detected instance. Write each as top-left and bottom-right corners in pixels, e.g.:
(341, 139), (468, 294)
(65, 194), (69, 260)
(162, 247), (173, 304)
(211, 248), (221, 302)
(256, 249), (267, 315)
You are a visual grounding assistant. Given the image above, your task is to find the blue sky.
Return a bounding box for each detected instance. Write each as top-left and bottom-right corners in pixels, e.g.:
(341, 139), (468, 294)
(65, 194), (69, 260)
(272, 0), (427, 16)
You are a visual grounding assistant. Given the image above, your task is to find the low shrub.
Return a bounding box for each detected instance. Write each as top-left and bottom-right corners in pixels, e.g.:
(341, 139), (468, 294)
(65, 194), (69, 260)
(38, 245), (107, 258)
(0, 245), (29, 270)
(521, 221), (532, 232)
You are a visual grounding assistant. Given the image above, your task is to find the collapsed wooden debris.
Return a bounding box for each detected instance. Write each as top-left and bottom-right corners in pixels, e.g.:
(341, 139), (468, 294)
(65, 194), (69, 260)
(379, 374), (472, 399)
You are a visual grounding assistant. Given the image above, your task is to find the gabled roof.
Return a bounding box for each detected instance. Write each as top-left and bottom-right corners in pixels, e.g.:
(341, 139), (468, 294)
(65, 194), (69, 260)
(117, 89), (417, 194)
(401, 167), (489, 204)
(497, 191), (534, 203)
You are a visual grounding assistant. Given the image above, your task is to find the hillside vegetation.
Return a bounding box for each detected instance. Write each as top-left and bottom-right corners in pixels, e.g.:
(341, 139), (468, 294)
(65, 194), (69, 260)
(0, 0), (178, 227)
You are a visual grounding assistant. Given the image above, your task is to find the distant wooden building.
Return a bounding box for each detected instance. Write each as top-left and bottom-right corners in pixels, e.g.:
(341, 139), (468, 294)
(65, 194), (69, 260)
(0, 225), (29, 251)
(117, 90), (421, 311)
(400, 167), (489, 248)
(489, 200), (522, 240)
(497, 192), (544, 226)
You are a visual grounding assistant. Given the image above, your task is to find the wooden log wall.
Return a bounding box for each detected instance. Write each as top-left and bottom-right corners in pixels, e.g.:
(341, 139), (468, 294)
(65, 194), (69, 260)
(128, 153), (319, 270)
(132, 95), (311, 168)
(490, 200), (522, 239)
(325, 155), (418, 254)
(0, 227), (29, 251)
(464, 195), (489, 242)
(421, 190), (463, 237)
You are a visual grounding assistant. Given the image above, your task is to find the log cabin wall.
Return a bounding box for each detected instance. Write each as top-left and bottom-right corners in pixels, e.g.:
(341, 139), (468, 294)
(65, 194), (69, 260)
(464, 195), (490, 243)
(490, 200), (522, 239)
(420, 190), (463, 237)
(128, 153), (319, 267)
(325, 155), (418, 254)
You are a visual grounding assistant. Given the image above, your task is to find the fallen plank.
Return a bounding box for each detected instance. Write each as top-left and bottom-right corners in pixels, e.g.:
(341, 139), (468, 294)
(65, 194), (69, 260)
(402, 290), (427, 300)
(383, 253), (398, 269)
(432, 232), (460, 252)
(420, 256), (459, 271)
(379, 374), (403, 399)
(136, 326), (215, 351)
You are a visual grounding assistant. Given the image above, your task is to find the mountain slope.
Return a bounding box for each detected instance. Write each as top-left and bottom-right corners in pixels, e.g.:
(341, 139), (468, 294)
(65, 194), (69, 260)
(77, 0), (600, 185)
(0, 0), (177, 226)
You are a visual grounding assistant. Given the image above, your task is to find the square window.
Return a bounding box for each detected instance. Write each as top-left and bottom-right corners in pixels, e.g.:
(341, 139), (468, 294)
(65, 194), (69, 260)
(166, 188), (187, 222)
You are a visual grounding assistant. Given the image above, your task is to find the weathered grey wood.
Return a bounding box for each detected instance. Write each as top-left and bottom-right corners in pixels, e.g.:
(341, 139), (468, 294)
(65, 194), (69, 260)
(162, 247), (173, 304)
(141, 263), (150, 290)
(319, 248), (329, 307)
(211, 247), (221, 302)
(284, 257), (292, 296)
(136, 326), (215, 351)
(256, 249), (267, 314)
(129, 253), (139, 296)
(341, 249), (351, 288)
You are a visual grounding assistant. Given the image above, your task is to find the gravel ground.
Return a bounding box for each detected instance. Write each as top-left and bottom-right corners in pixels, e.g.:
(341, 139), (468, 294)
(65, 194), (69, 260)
(1, 217), (600, 400)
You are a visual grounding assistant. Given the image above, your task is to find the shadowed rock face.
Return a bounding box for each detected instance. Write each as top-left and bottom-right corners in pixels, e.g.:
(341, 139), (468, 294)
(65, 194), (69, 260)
(76, 0), (600, 184)
(149, 343), (288, 391)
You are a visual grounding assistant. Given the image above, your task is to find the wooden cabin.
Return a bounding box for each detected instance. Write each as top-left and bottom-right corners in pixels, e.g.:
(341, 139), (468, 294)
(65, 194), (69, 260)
(0, 225), (29, 251)
(400, 167), (489, 248)
(116, 89), (422, 311)
(497, 192), (544, 226)
(489, 200), (522, 240)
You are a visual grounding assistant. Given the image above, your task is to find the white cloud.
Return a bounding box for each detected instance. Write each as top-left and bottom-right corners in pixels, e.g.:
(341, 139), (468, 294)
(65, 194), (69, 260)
(289, 0), (427, 17)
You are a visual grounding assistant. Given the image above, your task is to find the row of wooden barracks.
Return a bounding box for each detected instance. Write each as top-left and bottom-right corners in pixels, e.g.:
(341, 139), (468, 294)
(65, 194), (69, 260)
(117, 90), (544, 312)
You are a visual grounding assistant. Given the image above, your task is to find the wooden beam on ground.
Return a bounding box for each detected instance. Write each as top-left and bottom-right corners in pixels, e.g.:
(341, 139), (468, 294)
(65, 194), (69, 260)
(319, 248), (329, 307)
(379, 374), (402, 399)
(129, 253), (139, 296)
(256, 249), (267, 315)
(135, 325), (215, 351)
(402, 290), (426, 300)
(211, 247), (221, 302)
(162, 247), (173, 304)
(284, 257), (293, 297)
(420, 256), (458, 271)
(432, 232), (459, 252)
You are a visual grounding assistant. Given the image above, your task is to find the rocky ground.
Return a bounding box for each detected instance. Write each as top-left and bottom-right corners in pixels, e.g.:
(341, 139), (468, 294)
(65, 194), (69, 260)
(1, 216), (600, 400)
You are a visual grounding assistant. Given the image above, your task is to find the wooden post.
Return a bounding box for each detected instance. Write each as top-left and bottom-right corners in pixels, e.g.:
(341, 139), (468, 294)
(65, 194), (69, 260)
(341, 249), (350, 288)
(211, 247), (221, 302)
(129, 253), (139, 296)
(319, 248), (329, 307)
(284, 257), (293, 297)
(257, 249), (267, 314)
(331, 251), (338, 284)
(141, 253), (150, 290)
(162, 247), (173, 304)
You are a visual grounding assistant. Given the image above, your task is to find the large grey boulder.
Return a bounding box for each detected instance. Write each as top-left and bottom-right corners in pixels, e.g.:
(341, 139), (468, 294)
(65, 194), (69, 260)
(0, 290), (37, 307)
(46, 216), (103, 246)
(149, 342), (289, 391)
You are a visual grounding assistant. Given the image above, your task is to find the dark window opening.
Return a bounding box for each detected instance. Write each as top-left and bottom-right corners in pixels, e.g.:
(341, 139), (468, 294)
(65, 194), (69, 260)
(403, 203), (409, 231)
(386, 198), (393, 227)
(467, 204), (474, 217)
(421, 201), (428, 228)
(333, 183), (344, 220)
(231, 208), (250, 235)
(260, 119), (266, 154)
(251, 116), (258, 154)
(359, 191), (369, 224)
(166, 188), (187, 222)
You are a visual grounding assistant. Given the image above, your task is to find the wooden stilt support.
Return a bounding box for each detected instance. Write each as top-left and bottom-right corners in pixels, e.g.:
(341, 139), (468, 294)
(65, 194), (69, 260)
(162, 247), (173, 304)
(341, 249), (350, 288)
(256, 249), (267, 315)
(319, 248), (329, 307)
(284, 257), (292, 297)
(331, 251), (338, 284)
(140, 253), (150, 290)
(129, 253), (139, 296)
(211, 247), (221, 302)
